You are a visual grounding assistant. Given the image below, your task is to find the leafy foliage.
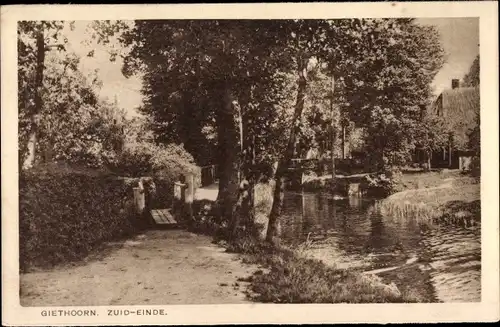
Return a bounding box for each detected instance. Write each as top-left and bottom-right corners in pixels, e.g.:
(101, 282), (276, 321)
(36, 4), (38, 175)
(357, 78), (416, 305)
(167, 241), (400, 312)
(326, 19), (445, 169)
(361, 169), (403, 198)
(18, 21), (128, 169)
(18, 21), (67, 167)
(414, 113), (451, 156)
(113, 142), (197, 176)
(117, 19), (445, 172)
(119, 20), (299, 167)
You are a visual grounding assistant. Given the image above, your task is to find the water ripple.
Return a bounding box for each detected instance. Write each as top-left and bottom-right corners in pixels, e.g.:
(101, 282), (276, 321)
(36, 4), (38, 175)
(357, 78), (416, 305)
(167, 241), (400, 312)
(280, 192), (481, 303)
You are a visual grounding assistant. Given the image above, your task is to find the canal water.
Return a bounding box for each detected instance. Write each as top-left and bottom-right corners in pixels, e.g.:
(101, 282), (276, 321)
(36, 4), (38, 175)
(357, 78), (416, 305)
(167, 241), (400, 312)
(279, 191), (481, 302)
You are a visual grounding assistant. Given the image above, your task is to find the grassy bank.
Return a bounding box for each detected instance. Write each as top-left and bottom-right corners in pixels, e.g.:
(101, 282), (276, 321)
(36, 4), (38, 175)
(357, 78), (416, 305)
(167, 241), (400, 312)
(379, 171), (480, 227)
(190, 182), (429, 303)
(398, 169), (471, 190)
(222, 236), (429, 303)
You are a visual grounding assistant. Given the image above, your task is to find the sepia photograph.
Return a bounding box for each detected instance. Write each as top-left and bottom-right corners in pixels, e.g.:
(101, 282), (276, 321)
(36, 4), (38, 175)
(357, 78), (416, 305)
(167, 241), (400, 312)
(2, 2), (499, 326)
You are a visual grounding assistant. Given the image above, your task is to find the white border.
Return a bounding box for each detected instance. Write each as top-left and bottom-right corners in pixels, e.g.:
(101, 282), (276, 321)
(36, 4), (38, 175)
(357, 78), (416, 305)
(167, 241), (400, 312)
(2, 2), (499, 325)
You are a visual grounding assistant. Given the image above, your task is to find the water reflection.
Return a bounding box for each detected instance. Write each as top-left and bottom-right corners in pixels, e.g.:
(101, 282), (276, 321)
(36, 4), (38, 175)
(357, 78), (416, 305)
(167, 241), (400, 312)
(280, 191), (481, 302)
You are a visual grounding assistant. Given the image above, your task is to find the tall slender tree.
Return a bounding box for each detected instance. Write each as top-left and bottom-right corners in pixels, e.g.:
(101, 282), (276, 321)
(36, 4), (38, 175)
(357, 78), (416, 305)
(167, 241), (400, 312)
(266, 20), (338, 244)
(18, 21), (67, 169)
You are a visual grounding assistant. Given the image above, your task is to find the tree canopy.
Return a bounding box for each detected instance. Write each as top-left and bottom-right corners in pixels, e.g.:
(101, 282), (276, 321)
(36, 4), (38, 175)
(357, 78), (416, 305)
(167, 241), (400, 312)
(18, 21), (128, 169)
(18, 18), (450, 243)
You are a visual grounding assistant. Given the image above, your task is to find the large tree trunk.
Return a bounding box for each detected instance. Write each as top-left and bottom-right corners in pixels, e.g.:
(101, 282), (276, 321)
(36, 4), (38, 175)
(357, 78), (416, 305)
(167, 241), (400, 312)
(230, 162), (255, 239)
(266, 57), (309, 246)
(215, 83), (241, 234)
(23, 28), (45, 170)
(229, 88), (257, 239)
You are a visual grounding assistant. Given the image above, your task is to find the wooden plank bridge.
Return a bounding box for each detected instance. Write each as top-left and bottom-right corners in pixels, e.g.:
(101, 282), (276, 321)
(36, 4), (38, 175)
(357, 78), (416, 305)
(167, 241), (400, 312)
(150, 209), (177, 226)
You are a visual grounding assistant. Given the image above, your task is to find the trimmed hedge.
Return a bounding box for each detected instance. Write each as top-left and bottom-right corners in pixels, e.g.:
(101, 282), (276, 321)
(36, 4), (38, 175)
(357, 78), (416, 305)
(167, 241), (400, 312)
(19, 164), (144, 272)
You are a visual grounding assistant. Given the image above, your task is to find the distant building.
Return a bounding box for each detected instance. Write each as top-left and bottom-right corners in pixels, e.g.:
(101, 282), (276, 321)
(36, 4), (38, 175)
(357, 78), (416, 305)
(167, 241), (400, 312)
(427, 79), (480, 169)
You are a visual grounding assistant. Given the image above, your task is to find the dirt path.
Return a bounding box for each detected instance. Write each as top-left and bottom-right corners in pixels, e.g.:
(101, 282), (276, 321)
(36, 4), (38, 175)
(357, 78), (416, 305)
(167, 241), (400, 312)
(20, 230), (259, 306)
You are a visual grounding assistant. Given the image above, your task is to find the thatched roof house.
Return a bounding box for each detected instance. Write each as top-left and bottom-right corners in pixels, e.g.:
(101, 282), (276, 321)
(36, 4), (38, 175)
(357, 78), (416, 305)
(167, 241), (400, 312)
(430, 79), (480, 150)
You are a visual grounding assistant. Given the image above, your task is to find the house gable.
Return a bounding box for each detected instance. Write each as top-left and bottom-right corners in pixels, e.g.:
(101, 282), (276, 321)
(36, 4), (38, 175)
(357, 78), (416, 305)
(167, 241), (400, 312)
(430, 86), (479, 150)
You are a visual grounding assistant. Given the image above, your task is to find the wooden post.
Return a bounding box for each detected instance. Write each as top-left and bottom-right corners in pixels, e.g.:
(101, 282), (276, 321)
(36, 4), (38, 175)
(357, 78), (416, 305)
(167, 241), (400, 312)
(133, 180), (145, 215)
(173, 181), (186, 218)
(448, 144), (452, 168)
(184, 172), (195, 220)
(427, 149), (432, 171)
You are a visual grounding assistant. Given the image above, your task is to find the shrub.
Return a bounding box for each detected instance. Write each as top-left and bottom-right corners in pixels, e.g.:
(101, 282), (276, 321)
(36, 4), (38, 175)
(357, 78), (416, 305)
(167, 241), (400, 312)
(111, 142), (201, 209)
(361, 168), (403, 198)
(439, 199), (481, 227)
(189, 200), (227, 236)
(19, 164), (145, 272)
(470, 156), (480, 178)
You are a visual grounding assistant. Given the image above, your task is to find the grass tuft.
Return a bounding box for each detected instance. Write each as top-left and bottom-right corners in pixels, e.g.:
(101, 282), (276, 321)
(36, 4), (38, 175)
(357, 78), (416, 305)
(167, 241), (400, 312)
(378, 184), (480, 227)
(246, 246), (418, 303)
(223, 229), (423, 303)
(378, 170), (480, 228)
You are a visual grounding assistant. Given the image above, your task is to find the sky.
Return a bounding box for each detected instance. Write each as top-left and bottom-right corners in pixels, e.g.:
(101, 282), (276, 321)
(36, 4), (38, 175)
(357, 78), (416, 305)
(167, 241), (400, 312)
(63, 21), (143, 118)
(64, 18), (479, 118)
(416, 17), (479, 95)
